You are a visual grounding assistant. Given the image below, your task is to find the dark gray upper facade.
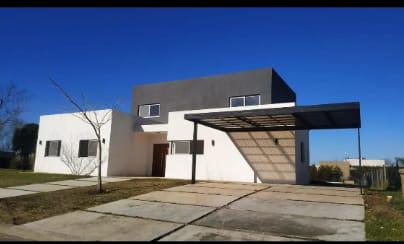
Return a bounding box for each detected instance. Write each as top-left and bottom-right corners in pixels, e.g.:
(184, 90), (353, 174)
(132, 68), (296, 125)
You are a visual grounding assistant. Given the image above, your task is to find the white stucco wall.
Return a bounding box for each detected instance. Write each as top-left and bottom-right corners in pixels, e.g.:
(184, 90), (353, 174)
(34, 109), (113, 176)
(34, 102), (309, 183)
(129, 131), (168, 177)
(165, 102), (297, 183)
(107, 110), (136, 176)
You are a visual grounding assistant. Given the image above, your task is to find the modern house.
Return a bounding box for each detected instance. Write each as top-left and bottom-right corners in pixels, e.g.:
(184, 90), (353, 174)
(34, 67), (361, 185)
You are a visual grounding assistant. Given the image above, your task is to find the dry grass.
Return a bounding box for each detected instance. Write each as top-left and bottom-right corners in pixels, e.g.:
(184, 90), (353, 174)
(0, 178), (189, 225)
(0, 169), (86, 188)
(364, 190), (404, 241)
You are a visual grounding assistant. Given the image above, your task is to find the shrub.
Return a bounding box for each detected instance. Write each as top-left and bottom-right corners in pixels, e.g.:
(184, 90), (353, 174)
(8, 154), (34, 171)
(317, 165), (343, 182)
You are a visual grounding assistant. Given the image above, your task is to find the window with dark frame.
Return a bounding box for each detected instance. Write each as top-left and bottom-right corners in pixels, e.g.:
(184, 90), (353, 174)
(245, 95), (260, 106)
(171, 140), (204, 155)
(190, 140), (204, 155)
(45, 140), (61, 157)
(229, 95), (260, 107)
(138, 103), (160, 118)
(78, 139), (98, 157)
(230, 96), (244, 107)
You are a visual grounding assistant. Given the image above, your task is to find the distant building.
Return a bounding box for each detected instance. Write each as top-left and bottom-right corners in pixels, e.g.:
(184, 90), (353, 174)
(319, 158), (387, 181)
(345, 158), (386, 167)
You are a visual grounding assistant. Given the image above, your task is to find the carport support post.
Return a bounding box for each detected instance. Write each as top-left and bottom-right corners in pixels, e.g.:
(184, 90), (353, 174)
(192, 121), (198, 184)
(358, 128), (363, 195)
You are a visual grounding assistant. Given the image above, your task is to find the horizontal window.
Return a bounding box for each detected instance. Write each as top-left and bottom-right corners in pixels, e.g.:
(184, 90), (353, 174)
(79, 139), (98, 157)
(230, 95), (260, 107)
(45, 140), (61, 157)
(171, 140), (204, 155)
(138, 103), (160, 118)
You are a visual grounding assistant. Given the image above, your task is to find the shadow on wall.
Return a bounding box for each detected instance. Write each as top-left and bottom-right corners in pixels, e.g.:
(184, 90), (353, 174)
(228, 131), (296, 184)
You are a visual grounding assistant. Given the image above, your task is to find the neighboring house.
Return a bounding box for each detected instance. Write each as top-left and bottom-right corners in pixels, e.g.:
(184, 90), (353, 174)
(345, 158), (386, 167)
(318, 158), (387, 181)
(34, 67), (359, 184)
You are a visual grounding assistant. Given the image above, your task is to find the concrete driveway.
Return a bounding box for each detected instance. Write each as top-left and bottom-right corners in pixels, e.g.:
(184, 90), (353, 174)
(11, 181), (365, 241)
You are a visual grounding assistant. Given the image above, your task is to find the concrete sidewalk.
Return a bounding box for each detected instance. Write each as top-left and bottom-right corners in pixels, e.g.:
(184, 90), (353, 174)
(0, 177), (131, 199)
(5, 181), (365, 241)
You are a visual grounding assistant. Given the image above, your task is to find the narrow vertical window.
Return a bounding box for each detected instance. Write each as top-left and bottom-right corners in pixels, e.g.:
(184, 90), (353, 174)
(300, 142), (305, 163)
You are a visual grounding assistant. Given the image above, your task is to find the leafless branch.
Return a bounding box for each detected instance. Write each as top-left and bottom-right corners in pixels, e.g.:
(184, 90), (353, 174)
(49, 77), (119, 193)
(0, 83), (27, 134)
(60, 141), (100, 176)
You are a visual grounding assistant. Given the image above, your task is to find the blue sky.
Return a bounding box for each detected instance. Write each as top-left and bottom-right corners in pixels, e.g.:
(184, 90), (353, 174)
(1, 8), (403, 163)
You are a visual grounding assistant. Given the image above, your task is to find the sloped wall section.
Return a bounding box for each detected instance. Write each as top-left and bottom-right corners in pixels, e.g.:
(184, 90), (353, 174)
(229, 131), (297, 184)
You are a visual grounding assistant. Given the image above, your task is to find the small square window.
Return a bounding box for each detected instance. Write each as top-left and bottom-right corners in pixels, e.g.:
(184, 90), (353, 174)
(245, 95), (260, 106)
(190, 140), (204, 154)
(230, 97), (244, 107)
(79, 139), (98, 157)
(45, 140), (61, 157)
(149, 104), (160, 117)
(138, 103), (160, 118)
(173, 141), (190, 154)
(138, 105), (149, 118)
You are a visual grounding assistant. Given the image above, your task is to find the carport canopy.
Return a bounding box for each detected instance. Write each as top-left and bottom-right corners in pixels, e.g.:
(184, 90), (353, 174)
(184, 102), (361, 132)
(184, 102), (363, 194)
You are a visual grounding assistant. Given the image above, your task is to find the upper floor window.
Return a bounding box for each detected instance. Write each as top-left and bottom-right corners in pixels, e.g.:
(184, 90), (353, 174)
(138, 103), (160, 118)
(230, 95), (260, 107)
(45, 140), (61, 157)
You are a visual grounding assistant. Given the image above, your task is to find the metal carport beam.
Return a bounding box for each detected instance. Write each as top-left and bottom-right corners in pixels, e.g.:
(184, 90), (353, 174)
(191, 121), (198, 184)
(185, 101), (363, 193)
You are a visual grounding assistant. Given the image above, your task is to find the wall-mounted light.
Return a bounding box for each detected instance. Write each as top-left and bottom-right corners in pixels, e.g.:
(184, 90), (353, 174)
(274, 138), (279, 145)
(102, 138), (105, 144)
(211, 140), (215, 146)
(39, 140), (42, 145)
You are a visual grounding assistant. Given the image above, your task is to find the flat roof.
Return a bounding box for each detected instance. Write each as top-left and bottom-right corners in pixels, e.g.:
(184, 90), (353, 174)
(184, 102), (361, 132)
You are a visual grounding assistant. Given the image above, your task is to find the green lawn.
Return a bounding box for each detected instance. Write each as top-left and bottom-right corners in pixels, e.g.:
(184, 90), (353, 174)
(365, 189), (404, 241)
(0, 178), (189, 225)
(0, 168), (87, 188)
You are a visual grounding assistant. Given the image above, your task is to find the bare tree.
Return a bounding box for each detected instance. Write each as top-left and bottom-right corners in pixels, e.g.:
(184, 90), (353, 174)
(60, 140), (99, 176)
(0, 83), (27, 150)
(50, 78), (113, 193)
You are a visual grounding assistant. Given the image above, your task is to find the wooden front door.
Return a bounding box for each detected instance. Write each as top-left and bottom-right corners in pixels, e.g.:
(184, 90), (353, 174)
(152, 143), (169, 177)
